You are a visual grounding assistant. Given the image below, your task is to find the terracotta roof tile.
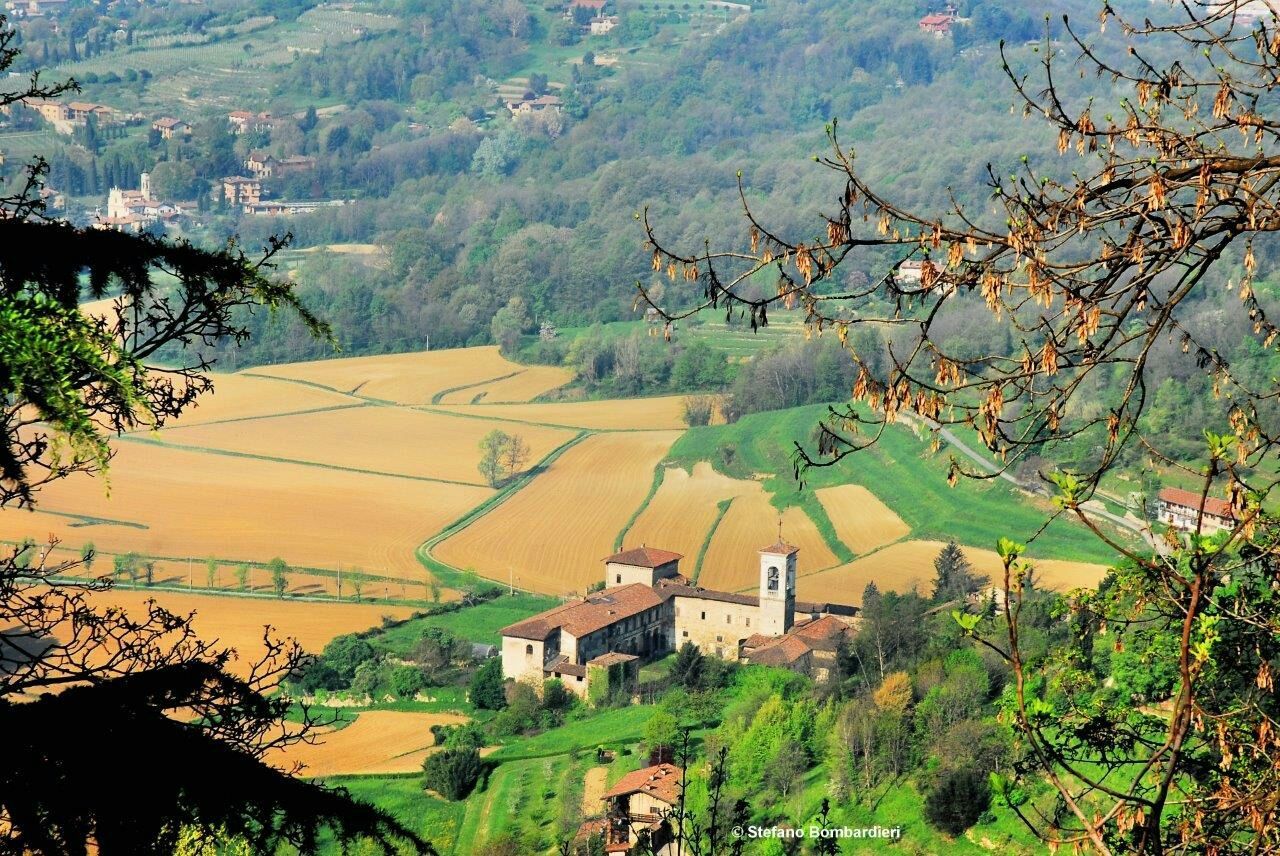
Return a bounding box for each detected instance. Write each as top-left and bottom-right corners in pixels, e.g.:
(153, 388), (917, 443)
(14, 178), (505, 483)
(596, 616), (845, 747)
(604, 546), (683, 568)
(760, 540), (799, 556)
(601, 764), (682, 805)
(1158, 487), (1234, 520)
(746, 635), (813, 666)
(500, 584), (664, 641)
(791, 614), (854, 640)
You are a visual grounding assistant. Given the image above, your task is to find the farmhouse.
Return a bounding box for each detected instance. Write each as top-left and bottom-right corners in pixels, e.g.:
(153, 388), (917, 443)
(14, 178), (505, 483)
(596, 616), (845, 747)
(67, 102), (115, 124)
(246, 151), (276, 179)
(506, 94), (563, 116)
(919, 12), (955, 34)
(599, 763), (682, 853)
(589, 15), (618, 34)
(245, 152), (317, 179)
(227, 110), (275, 134)
(500, 541), (858, 698)
(1156, 487), (1235, 534)
(152, 117), (190, 139)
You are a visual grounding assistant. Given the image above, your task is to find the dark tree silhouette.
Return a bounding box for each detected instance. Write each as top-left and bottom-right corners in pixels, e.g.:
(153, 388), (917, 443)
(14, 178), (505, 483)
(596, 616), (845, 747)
(0, 26), (428, 854)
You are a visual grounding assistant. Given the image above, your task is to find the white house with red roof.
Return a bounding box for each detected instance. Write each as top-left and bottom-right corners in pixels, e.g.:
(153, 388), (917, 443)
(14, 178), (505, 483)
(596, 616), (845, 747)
(1156, 487), (1236, 534)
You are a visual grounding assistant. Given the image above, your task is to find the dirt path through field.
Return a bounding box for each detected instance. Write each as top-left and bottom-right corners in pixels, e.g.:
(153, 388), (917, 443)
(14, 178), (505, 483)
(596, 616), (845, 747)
(582, 766), (608, 816)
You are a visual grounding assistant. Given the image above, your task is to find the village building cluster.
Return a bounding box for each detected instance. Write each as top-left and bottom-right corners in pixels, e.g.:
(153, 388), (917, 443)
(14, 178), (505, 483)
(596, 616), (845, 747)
(500, 541), (859, 702)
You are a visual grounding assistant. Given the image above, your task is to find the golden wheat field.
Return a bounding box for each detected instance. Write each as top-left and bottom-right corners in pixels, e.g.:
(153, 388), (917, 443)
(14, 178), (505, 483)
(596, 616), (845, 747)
(151, 371), (358, 428)
(155, 405), (577, 486)
(268, 711), (471, 777)
(794, 539), (1111, 605)
(430, 395), (693, 430)
(0, 441), (489, 579)
(86, 588), (416, 665)
(697, 494), (839, 591)
(625, 463), (759, 564)
(435, 364), (576, 404)
(435, 431), (681, 595)
(40, 544), (439, 603)
(815, 484), (911, 554)
(248, 347), (563, 404)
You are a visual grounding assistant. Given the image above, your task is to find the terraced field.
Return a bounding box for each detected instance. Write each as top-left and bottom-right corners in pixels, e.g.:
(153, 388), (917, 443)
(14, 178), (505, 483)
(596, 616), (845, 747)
(0, 440), (489, 579)
(155, 405), (576, 486)
(87, 588), (416, 667)
(430, 396), (691, 430)
(815, 483), (911, 554)
(795, 539), (1110, 605)
(434, 431), (682, 596)
(268, 711), (471, 777)
(698, 493), (838, 590)
(249, 346), (566, 405)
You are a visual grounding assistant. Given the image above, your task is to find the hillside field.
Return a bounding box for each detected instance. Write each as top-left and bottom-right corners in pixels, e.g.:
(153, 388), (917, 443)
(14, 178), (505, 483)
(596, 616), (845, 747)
(246, 346), (569, 405)
(434, 431), (683, 596)
(268, 711), (471, 778)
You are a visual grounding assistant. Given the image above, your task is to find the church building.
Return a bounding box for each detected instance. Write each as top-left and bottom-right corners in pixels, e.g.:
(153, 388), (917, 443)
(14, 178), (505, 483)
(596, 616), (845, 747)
(499, 540), (858, 698)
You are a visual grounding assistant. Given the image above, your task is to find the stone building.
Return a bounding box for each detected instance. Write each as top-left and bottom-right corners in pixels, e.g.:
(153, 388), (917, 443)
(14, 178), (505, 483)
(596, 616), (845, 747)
(499, 540), (858, 698)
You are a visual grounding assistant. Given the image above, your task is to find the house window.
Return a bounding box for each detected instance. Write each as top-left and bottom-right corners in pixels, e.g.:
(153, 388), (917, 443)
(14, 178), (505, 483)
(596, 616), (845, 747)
(616, 574), (622, 584)
(701, 611), (706, 620)
(525, 644), (533, 657)
(745, 617), (750, 627)
(767, 566), (779, 592)
(716, 635), (723, 643)
(725, 615), (731, 624)
(576, 675), (583, 682)
(682, 630), (689, 638)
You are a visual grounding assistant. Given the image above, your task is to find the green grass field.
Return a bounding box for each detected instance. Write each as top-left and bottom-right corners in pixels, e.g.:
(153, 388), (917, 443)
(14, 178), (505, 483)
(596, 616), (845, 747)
(366, 594), (557, 651)
(667, 404), (1125, 564)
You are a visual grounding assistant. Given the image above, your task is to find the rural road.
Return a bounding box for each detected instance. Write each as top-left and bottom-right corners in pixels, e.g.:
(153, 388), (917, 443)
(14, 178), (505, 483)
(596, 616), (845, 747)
(901, 414), (1163, 552)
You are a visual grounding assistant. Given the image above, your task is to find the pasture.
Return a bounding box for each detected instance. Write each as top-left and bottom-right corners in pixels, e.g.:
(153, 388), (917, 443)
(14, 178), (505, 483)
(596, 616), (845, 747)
(434, 431), (682, 596)
(794, 539), (1111, 605)
(248, 346), (565, 405)
(154, 405), (577, 486)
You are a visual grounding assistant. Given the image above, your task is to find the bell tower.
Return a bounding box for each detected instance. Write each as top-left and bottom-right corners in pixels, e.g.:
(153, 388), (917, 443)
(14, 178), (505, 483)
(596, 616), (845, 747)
(758, 539), (798, 636)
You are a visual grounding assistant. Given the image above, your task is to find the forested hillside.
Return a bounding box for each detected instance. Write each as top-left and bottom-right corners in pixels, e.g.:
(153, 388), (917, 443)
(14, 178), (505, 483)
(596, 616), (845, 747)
(6, 0), (1277, 473)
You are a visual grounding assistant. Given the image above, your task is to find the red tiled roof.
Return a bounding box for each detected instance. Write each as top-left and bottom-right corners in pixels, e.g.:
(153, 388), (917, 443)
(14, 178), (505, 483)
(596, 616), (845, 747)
(501, 584), (664, 640)
(1158, 487), (1234, 520)
(601, 764), (682, 805)
(548, 656), (587, 678)
(604, 546), (683, 568)
(760, 540), (799, 556)
(791, 614), (854, 640)
(588, 652), (639, 667)
(920, 13), (952, 25)
(746, 635), (812, 666)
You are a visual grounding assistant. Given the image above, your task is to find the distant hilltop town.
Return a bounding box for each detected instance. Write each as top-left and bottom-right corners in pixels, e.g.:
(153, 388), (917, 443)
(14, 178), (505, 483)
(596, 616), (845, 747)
(500, 540), (859, 701)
